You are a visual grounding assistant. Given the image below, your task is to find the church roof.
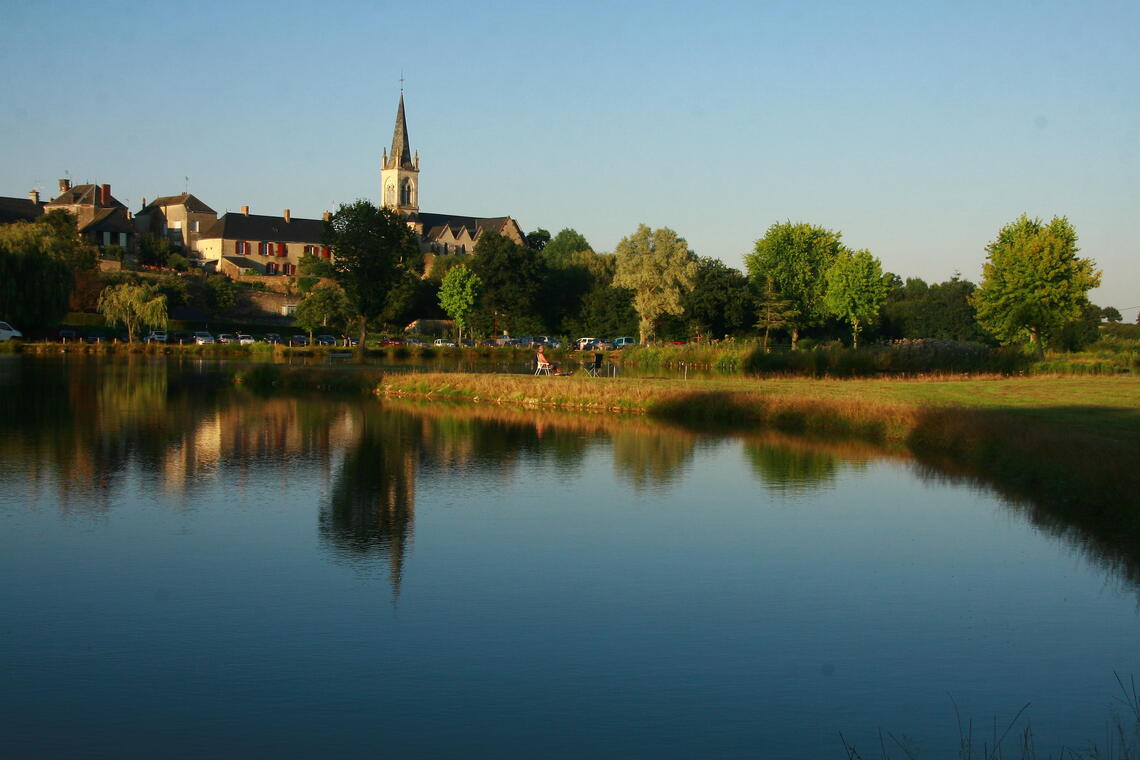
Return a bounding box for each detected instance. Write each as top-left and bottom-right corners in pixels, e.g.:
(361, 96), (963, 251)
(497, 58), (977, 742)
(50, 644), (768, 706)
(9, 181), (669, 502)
(414, 212), (515, 239)
(385, 93), (415, 170)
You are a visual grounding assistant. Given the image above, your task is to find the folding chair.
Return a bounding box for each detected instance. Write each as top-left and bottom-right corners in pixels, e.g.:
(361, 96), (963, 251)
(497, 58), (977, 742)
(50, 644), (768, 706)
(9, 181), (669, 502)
(583, 353), (604, 377)
(535, 358), (553, 375)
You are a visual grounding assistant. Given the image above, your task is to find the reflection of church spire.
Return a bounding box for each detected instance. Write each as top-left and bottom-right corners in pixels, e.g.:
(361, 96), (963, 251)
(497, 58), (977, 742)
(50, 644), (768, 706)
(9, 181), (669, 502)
(320, 410), (418, 595)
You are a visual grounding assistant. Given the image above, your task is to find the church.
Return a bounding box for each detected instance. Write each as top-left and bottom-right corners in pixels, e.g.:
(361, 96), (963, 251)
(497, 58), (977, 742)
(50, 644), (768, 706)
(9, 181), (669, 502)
(380, 93), (525, 254)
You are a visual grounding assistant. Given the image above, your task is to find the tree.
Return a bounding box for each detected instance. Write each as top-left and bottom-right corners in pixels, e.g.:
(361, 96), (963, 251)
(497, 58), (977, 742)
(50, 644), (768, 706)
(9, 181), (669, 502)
(138, 234), (175, 268)
(524, 228), (551, 252)
(323, 200), (422, 349)
(0, 214), (92, 327)
(880, 275), (991, 343)
(745, 222), (844, 349)
(612, 224), (697, 344)
(541, 228), (593, 266)
(755, 275), (799, 352)
(682, 257), (753, 339)
(438, 264), (482, 343)
(294, 284), (350, 340)
(97, 283), (168, 342)
(1101, 306), (1122, 323)
(822, 249), (890, 348)
(973, 215), (1100, 358)
(469, 232), (545, 336)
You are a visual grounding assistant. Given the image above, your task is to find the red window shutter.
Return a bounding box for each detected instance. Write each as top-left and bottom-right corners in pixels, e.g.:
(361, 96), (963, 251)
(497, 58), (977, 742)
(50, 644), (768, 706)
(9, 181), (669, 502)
(277, 243), (285, 257)
(322, 246), (330, 259)
(234, 240), (241, 254)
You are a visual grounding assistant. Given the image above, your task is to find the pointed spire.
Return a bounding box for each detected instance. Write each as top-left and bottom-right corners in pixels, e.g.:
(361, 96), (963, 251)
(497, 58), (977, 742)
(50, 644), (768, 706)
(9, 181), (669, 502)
(387, 93), (414, 170)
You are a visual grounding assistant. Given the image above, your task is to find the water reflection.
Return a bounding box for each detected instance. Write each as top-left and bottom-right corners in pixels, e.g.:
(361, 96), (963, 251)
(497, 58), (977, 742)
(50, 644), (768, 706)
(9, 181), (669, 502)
(320, 407), (418, 588)
(2, 356), (1139, 598)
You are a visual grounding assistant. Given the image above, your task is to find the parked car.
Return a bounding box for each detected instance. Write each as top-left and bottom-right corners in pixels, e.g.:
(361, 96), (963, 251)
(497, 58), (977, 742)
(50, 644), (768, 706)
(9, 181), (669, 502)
(57, 328), (77, 342)
(237, 334), (255, 346)
(216, 333), (237, 344)
(289, 335), (308, 347)
(85, 332), (107, 344)
(193, 331), (215, 345)
(576, 337), (598, 350)
(0, 321), (23, 342)
(264, 333), (282, 344)
(341, 335), (360, 347)
(170, 332), (193, 345)
(613, 336), (637, 348)
(145, 330), (168, 344)
(405, 337), (426, 347)
(316, 335), (337, 346)
(381, 337), (404, 346)
(433, 338), (456, 347)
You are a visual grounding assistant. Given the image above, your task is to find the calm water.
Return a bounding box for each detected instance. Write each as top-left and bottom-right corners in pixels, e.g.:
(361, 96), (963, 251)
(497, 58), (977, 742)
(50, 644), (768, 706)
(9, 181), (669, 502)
(1, 356), (1137, 759)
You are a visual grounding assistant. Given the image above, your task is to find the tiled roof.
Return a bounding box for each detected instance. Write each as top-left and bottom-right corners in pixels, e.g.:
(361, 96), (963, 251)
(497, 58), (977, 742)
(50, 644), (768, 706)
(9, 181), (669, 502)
(0, 196), (45, 224)
(200, 212), (324, 243)
(48, 184), (126, 209)
(143, 193), (216, 214)
(414, 213), (514, 239)
(79, 207), (134, 234)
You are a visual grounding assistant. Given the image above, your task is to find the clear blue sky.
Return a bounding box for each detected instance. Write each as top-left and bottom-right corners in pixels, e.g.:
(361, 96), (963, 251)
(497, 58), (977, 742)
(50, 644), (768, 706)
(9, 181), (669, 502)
(3, 0), (1137, 312)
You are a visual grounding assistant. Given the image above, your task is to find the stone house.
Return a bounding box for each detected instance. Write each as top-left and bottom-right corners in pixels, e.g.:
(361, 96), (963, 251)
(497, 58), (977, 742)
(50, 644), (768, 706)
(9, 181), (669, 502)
(197, 207), (329, 278)
(134, 193), (218, 256)
(43, 179), (134, 251)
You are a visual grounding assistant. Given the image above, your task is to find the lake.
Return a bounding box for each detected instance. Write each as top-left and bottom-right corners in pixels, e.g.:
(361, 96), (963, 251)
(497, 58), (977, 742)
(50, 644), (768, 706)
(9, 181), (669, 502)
(1, 356), (1137, 758)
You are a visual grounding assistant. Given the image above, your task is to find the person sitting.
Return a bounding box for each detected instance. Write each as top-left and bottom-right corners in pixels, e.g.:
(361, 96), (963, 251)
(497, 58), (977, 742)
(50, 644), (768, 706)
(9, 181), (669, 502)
(535, 345), (556, 374)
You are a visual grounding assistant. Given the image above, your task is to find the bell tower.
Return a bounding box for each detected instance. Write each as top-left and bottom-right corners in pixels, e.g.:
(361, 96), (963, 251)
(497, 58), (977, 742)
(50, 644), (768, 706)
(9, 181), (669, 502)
(380, 92), (420, 215)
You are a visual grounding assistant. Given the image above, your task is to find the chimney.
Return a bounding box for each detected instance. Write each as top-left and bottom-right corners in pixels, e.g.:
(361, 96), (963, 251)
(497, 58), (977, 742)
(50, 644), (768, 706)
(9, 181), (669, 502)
(283, 209), (291, 223)
(59, 178), (71, 193)
(241, 205), (249, 216)
(28, 190), (39, 204)
(100, 183), (110, 206)
(322, 211), (331, 222)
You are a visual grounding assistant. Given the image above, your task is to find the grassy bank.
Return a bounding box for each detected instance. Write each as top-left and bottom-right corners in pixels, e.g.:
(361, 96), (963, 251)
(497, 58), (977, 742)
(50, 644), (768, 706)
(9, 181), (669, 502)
(376, 372), (1140, 440)
(617, 333), (1140, 377)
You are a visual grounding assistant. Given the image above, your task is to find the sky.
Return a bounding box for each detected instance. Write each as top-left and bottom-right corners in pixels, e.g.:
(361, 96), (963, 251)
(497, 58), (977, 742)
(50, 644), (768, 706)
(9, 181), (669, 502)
(2, 0), (1137, 314)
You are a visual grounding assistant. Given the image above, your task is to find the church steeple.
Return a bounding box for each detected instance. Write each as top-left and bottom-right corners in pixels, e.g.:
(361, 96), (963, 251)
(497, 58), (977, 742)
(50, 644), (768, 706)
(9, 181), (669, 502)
(386, 93), (414, 170)
(381, 92), (420, 214)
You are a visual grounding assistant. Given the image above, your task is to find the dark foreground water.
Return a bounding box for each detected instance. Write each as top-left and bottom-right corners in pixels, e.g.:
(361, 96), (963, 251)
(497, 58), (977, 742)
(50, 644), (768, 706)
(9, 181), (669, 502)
(1, 356), (1137, 759)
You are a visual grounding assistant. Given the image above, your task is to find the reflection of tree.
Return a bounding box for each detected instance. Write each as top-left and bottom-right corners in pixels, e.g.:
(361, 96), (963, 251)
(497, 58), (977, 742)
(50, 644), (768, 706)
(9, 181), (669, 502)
(744, 441), (839, 495)
(611, 429), (695, 491)
(320, 408), (420, 589)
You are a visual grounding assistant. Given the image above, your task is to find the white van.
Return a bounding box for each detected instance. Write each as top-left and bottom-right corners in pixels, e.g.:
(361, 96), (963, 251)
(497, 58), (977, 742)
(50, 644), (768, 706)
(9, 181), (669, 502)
(576, 337), (597, 350)
(0, 321), (23, 342)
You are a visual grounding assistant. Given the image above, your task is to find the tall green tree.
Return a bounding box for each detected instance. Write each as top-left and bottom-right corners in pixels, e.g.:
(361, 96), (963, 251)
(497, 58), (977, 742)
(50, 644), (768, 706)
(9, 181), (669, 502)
(469, 232), (545, 336)
(612, 224), (698, 344)
(682, 257), (753, 339)
(972, 215), (1100, 358)
(745, 222), (844, 349)
(822, 249), (890, 348)
(437, 264), (482, 343)
(97, 283), (168, 342)
(323, 200), (422, 348)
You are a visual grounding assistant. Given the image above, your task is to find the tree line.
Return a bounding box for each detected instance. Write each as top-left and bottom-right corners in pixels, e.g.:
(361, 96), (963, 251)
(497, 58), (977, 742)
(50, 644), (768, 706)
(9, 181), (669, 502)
(0, 202), (1123, 356)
